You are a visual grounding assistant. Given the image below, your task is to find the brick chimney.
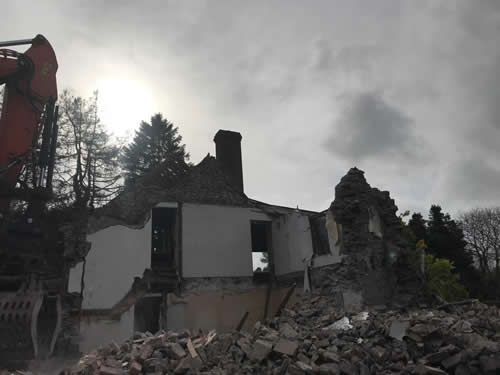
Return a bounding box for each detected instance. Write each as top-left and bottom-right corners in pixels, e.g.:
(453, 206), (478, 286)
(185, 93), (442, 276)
(214, 130), (244, 193)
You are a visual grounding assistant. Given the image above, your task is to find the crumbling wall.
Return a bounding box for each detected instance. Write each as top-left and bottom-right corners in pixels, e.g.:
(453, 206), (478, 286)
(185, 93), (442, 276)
(311, 167), (421, 307)
(87, 155), (249, 234)
(68, 221), (151, 309)
(78, 308), (135, 354)
(167, 278), (302, 333)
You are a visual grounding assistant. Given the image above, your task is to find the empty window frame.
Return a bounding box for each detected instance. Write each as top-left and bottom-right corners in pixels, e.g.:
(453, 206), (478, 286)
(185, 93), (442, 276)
(151, 207), (177, 269)
(309, 214), (331, 256)
(250, 220), (272, 273)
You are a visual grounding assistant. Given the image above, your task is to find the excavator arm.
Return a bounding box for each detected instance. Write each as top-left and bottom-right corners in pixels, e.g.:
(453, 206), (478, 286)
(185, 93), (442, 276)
(0, 36), (63, 363)
(0, 34), (58, 187)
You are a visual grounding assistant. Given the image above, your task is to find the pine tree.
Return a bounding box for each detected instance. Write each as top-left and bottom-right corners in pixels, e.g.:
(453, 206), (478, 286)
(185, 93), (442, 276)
(407, 206), (482, 297)
(408, 212), (427, 244)
(426, 205), (481, 295)
(121, 114), (189, 184)
(426, 206), (470, 267)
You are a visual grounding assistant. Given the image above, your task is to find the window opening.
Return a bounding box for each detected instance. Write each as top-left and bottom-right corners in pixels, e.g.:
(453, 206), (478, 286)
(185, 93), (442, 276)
(151, 207), (177, 269)
(251, 221), (272, 273)
(310, 214), (331, 256)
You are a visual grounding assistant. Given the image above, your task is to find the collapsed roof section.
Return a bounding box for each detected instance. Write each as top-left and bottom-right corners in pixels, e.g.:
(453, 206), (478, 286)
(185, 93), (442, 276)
(88, 154), (251, 234)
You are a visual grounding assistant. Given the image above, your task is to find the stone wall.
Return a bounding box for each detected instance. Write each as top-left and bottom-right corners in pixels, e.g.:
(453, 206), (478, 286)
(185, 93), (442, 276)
(311, 167), (422, 307)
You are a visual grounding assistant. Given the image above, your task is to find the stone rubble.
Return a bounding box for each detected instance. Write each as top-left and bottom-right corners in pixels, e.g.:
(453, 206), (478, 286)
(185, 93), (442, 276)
(53, 294), (500, 375)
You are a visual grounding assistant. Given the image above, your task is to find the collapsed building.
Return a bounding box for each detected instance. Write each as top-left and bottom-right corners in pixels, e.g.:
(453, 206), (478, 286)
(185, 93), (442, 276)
(67, 130), (421, 354)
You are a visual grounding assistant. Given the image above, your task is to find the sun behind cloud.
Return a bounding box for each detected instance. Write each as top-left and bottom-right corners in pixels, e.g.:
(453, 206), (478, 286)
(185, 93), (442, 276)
(97, 78), (154, 137)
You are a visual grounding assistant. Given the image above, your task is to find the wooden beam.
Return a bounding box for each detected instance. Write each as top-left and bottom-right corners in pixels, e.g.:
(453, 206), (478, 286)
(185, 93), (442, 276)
(275, 283), (296, 317)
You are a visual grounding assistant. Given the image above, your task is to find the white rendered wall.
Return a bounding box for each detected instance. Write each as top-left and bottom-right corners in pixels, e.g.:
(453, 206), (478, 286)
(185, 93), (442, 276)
(68, 218), (152, 309)
(315, 210), (343, 266)
(182, 204), (271, 277)
(271, 215), (290, 276)
(272, 210), (341, 275)
(272, 211), (315, 275)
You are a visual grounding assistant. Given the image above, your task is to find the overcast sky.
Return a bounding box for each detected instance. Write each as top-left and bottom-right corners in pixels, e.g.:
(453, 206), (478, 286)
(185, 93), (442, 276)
(3, 1), (500, 217)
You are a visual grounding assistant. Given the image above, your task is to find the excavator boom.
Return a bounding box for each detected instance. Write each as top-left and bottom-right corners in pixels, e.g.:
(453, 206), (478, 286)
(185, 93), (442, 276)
(0, 34), (58, 185)
(0, 35), (63, 364)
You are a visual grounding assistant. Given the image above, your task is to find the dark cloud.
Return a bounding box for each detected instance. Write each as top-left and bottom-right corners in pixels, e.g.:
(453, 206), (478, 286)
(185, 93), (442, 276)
(313, 41), (382, 76)
(324, 92), (423, 162)
(447, 159), (500, 205)
(2, 1), (499, 214)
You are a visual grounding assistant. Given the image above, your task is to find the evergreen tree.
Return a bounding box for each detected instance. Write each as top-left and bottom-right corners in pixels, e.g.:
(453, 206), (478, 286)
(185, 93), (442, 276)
(121, 113), (189, 184)
(407, 206), (482, 297)
(426, 206), (471, 268)
(408, 212), (427, 243)
(426, 205), (480, 295)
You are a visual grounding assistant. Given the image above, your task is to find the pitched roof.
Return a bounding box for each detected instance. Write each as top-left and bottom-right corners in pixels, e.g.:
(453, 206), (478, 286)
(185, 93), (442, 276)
(161, 154), (249, 206)
(88, 155), (249, 232)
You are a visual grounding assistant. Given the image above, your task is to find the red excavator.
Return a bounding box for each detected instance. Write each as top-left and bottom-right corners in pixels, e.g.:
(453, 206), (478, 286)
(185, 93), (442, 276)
(0, 34), (58, 193)
(0, 35), (72, 365)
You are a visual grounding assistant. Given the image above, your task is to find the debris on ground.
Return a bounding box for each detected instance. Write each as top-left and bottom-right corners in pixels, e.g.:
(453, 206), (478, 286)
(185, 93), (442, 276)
(56, 295), (500, 375)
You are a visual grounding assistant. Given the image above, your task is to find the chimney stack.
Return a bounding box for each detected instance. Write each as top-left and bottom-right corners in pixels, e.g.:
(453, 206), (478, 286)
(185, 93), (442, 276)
(214, 130), (244, 193)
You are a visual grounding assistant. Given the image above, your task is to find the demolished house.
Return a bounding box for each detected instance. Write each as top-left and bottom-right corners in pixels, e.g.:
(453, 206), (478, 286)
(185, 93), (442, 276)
(67, 130), (420, 354)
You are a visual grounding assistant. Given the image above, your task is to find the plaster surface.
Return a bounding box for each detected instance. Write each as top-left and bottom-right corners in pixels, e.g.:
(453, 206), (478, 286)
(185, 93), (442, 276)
(68, 218), (152, 309)
(272, 211), (316, 275)
(182, 203), (270, 277)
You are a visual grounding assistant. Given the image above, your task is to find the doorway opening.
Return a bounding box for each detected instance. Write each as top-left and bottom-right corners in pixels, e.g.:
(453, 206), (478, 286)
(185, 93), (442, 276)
(151, 207), (177, 270)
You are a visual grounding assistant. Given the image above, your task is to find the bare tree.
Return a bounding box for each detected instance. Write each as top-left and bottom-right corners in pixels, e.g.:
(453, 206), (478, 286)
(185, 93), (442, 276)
(460, 207), (500, 275)
(54, 90), (123, 209)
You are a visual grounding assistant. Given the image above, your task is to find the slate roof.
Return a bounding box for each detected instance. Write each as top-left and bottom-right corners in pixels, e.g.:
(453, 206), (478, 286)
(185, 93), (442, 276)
(159, 154), (250, 206)
(88, 155), (250, 232)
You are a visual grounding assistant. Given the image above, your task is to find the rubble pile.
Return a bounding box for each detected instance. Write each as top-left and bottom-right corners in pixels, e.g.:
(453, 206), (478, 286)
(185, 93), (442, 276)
(63, 295), (500, 375)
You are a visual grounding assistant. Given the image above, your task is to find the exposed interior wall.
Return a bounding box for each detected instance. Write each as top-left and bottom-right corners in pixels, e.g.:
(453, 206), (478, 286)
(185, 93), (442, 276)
(182, 204), (270, 277)
(272, 211), (314, 276)
(314, 210), (343, 267)
(368, 206), (383, 238)
(166, 286), (302, 333)
(272, 210), (342, 275)
(68, 218), (152, 309)
(78, 307), (134, 354)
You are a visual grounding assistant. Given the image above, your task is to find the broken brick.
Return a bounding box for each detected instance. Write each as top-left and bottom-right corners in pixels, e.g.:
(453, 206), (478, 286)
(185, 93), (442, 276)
(128, 361), (142, 375)
(61, 271), (500, 375)
(295, 361), (313, 372)
(99, 366), (123, 375)
(480, 354), (500, 375)
(320, 350), (340, 363)
(168, 343), (187, 359)
(174, 356), (202, 374)
(273, 339), (299, 357)
(138, 344), (154, 363)
(319, 363), (340, 375)
(415, 364), (448, 375)
(441, 351), (463, 370)
(250, 339), (273, 362)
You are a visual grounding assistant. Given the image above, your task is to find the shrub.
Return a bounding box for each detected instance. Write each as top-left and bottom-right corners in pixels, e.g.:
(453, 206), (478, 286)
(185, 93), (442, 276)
(424, 255), (469, 302)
